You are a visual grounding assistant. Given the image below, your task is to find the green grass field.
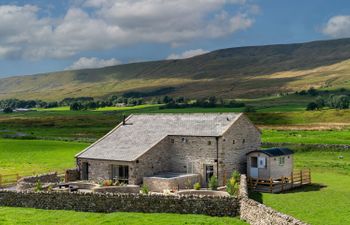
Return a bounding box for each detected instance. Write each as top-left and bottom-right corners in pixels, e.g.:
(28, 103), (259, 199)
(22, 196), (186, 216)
(0, 139), (88, 176)
(0, 208), (247, 225)
(263, 129), (350, 145)
(251, 149), (350, 225)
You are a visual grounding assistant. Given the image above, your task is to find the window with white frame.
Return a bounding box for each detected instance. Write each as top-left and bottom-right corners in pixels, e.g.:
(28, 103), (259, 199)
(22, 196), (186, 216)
(279, 157), (285, 166)
(187, 161), (195, 174)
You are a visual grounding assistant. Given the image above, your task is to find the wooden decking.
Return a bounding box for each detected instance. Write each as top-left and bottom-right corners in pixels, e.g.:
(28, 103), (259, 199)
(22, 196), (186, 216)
(247, 169), (311, 193)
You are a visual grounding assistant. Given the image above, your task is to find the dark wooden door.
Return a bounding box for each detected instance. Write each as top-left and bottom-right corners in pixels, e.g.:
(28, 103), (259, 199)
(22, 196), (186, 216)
(82, 162), (89, 180)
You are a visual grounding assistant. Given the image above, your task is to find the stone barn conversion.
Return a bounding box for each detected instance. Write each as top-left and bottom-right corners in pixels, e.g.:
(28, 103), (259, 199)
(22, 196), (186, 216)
(75, 113), (261, 189)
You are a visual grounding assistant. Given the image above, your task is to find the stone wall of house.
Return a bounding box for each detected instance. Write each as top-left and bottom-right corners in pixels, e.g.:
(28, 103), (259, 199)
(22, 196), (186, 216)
(133, 137), (171, 184)
(0, 191), (239, 217)
(16, 172), (60, 191)
(77, 159), (136, 184)
(220, 114), (261, 185)
(168, 136), (218, 187)
(77, 138), (171, 185)
(239, 174), (309, 225)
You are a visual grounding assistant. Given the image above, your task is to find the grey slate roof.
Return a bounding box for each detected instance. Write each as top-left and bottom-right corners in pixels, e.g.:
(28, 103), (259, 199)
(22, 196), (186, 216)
(247, 148), (294, 157)
(76, 113), (242, 161)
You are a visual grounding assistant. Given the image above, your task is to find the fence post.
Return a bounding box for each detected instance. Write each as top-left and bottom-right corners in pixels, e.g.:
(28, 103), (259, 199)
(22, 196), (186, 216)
(309, 168), (311, 184)
(300, 170), (303, 185)
(269, 178), (273, 193)
(291, 171), (294, 188)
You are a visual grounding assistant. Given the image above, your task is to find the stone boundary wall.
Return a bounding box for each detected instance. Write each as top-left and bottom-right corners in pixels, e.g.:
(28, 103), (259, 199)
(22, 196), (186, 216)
(65, 169), (80, 182)
(17, 172), (60, 191)
(93, 185), (140, 194)
(263, 142), (350, 150)
(0, 191), (239, 217)
(239, 174), (309, 225)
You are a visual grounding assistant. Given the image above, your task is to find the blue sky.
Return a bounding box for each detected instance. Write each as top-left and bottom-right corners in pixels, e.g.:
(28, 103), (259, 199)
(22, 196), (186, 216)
(0, 0), (350, 77)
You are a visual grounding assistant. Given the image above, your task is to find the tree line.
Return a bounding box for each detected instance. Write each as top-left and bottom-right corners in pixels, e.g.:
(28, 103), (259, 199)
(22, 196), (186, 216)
(159, 96), (246, 109)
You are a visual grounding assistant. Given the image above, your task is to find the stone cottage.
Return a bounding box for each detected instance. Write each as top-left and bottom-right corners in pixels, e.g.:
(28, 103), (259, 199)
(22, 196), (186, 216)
(75, 113), (261, 187)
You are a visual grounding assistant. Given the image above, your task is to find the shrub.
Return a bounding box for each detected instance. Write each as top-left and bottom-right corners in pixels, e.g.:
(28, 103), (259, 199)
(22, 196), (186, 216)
(163, 189), (171, 195)
(193, 182), (201, 190)
(34, 180), (43, 192)
(102, 180), (113, 187)
(226, 170), (240, 196)
(3, 107), (13, 114)
(141, 184), (149, 195)
(306, 102), (318, 111)
(184, 178), (192, 189)
(208, 176), (218, 190)
(244, 106), (256, 112)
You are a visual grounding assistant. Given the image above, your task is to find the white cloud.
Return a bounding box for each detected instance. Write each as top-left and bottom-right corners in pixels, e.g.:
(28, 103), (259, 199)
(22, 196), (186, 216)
(0, 1), (257, 60)
(66, 57), (121, 70)
(167, 49), (209, 60)
(322, 15), (350, 38)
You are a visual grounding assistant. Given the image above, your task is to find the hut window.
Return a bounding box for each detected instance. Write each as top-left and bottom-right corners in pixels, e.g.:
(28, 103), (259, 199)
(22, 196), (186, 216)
(232, 140), (236, 144)
(242, 139), (246, 144)
(208, 141), (212, 145)
(251, 157), (258, 168)
(171, 139), (175, 144)
(279, 157), (285, 166)
(182, 138), (187, 143)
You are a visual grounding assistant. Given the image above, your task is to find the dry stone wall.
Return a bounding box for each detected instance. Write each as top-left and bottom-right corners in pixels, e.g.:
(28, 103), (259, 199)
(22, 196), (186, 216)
(65, 169), (80, 182)
(16, 172), (60, 191)
(239, 174), (309, 225)
(0, 191), (239, 217)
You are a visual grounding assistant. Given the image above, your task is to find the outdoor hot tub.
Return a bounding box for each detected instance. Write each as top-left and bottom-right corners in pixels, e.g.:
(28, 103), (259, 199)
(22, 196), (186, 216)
(143, 172), (200, 193)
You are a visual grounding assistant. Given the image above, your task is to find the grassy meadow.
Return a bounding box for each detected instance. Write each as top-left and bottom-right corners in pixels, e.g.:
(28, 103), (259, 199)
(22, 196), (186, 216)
(0, 208), (247, 225)
(0, 139), (88, 176)
(263, 129), (350, 145)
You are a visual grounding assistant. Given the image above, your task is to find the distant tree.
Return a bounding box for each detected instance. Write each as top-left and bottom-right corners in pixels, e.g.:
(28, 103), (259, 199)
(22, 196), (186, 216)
(327, 95), (350, 109)
(227, 100), (245, 108)
(315, 96), (325, 108)
(306, 102), (318, 111)
(298, 90), (307, 96)
(162, 96), (173, 104)
(307, 87), (318, 96)
(70, 102), (84, 111)
(244, 106), (256, 112)
(208, 96), (216, 107)
(3, 107), (13, 113)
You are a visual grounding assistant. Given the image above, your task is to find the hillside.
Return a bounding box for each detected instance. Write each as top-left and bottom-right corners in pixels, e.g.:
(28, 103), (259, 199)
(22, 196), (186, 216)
(1, 38), (350, 101)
